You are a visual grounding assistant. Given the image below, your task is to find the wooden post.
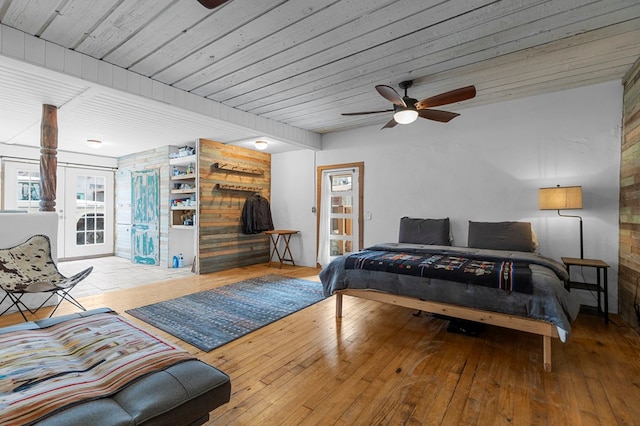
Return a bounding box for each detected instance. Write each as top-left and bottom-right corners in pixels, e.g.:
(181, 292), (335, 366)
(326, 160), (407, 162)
(39, 104), (58, 212)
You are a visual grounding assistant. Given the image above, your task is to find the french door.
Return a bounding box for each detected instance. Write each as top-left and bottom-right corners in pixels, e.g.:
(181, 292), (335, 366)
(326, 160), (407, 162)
(316, 162), (364, 267)
(2, 160), (114, 259)
(63, 168), (114, 258)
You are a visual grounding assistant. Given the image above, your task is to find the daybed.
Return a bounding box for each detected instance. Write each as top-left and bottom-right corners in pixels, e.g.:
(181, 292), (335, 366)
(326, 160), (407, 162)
(320, 218), (580, 372)
(0, 308), (231, 425)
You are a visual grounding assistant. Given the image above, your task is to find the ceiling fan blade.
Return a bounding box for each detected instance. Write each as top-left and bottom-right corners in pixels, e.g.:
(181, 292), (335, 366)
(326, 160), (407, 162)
(197, 0), (229, 9)
(376, 85), (406, 107)
(342, 109), (394, 116)
(418, 109), (460, 123)
(415, 85), (476, 109)
(381, 118), (398, 129)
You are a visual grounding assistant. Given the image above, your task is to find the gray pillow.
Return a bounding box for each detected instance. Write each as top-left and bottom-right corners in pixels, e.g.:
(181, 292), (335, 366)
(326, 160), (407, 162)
(398, 217), (451, 245)
(467, 221), (534, 252)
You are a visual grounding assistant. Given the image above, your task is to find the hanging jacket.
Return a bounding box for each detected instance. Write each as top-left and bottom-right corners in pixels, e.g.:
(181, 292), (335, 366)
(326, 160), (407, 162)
(241, 193), (274, 234)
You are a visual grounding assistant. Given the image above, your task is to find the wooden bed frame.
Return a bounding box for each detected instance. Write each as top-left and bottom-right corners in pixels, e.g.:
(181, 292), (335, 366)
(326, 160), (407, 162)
(334, 289), (560, 372)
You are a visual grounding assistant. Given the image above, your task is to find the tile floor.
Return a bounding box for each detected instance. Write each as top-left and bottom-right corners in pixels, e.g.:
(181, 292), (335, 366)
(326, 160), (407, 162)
(57, 256), (194, 299)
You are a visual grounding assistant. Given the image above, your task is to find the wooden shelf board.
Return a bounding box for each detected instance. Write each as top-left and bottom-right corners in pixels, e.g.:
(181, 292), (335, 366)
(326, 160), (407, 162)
(171, 225), (195, 229)
(171, 174), (196, 181)
(567, 281), (602, 292)
(169, 154), (197, 166)
(212, 162), (263, 175)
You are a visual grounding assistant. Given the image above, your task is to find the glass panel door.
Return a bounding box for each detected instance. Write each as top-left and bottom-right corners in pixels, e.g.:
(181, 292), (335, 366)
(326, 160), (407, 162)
(16, 169), (42, 212)
(2, 161), (65, 253)
(2, 161), (113, 259)
(329, 174), (355, 257)
(74, 175), (105, 246)
(323, 169), (359, 262)
(2, 162), (44, 213)
(64, 168), (113, 258)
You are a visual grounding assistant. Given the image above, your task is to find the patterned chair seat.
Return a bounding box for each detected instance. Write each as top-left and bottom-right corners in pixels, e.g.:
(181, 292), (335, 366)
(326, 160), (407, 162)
(0, 234), (92, 321)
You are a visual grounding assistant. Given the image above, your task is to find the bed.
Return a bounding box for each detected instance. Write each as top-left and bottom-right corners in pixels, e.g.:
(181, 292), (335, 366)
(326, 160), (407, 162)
(319, 218), (580, 372)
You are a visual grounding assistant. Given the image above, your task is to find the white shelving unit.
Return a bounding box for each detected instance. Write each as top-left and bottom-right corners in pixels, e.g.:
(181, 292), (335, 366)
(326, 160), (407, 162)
(169, 154), (197, 229)
(168, 145), (197, 270)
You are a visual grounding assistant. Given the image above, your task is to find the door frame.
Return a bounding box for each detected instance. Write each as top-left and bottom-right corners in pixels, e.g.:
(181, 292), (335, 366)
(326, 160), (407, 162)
(316, 162), (364, 266)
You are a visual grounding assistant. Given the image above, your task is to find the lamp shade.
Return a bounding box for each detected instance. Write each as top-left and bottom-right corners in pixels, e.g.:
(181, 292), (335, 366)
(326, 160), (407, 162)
(538, 186), (582, 210)
(86, 139), (102, 149)
(393, 109), (419, 124)
(254, 140), (268, 150)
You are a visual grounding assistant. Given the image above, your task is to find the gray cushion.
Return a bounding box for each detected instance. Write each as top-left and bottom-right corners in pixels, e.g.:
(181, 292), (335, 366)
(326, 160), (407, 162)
(467, 221), (534, 252)
(398, 217), (451, 245)
(0, 308), (231, 426)
(35, 360), (231, 426)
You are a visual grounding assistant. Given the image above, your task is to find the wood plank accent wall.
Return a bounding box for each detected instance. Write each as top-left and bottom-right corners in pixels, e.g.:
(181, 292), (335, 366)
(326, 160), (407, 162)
(198, 139), (271, 274)
(619, 56), (640, 330)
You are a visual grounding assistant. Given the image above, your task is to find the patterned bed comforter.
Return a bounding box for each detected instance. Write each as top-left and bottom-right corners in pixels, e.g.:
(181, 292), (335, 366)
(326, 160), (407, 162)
(344, 247), (533, 293)
(320, 243), (580, 341)
(0, 313), (194, 425)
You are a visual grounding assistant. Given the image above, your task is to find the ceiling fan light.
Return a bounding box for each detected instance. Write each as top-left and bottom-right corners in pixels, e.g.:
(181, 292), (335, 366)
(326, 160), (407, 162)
(255, 140), (268, 150)
(86, 139), (102, 149)
(393, 109), (418, 124)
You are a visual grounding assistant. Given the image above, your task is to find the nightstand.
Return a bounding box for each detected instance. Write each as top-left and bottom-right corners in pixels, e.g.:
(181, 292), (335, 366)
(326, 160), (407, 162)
(561, 257), (609, 324)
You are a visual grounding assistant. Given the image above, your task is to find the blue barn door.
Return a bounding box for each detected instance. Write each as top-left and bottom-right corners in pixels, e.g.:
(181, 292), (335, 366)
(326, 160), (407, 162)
(131, 169), (159, 265)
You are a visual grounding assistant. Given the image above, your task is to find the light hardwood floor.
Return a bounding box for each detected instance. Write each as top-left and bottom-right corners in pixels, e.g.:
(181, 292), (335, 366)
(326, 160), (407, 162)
(1, 264), (639, 425)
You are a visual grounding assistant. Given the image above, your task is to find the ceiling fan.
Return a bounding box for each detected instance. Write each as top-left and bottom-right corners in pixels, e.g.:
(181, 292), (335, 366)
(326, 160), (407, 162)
(197, 0), (230, 8)
(342, 80), (476, 129)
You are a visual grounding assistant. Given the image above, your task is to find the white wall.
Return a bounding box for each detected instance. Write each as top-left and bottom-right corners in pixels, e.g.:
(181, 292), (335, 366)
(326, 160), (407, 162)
(270, 149), (317, 268)
(271, 80), (622, 312)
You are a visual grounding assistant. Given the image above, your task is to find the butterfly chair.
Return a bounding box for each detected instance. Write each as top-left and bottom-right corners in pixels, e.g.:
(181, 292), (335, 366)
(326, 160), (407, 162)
(0, 234), (92, 321)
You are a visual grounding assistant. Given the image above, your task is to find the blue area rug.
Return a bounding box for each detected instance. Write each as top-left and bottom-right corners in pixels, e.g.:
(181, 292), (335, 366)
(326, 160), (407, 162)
(126, 274), (325, 352)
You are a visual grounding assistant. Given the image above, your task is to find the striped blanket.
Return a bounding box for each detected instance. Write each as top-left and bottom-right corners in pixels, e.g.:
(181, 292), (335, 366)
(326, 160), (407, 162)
(344, 248), (533, 293)
(0, 313), (194, 425)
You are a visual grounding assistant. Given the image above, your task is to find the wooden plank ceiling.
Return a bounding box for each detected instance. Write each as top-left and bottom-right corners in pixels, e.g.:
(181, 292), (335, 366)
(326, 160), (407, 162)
(0, 0), (639, 156)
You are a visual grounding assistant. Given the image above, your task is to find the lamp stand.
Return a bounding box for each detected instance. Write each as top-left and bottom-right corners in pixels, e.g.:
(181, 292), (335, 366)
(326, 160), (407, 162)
(557, 210), (584, 259)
